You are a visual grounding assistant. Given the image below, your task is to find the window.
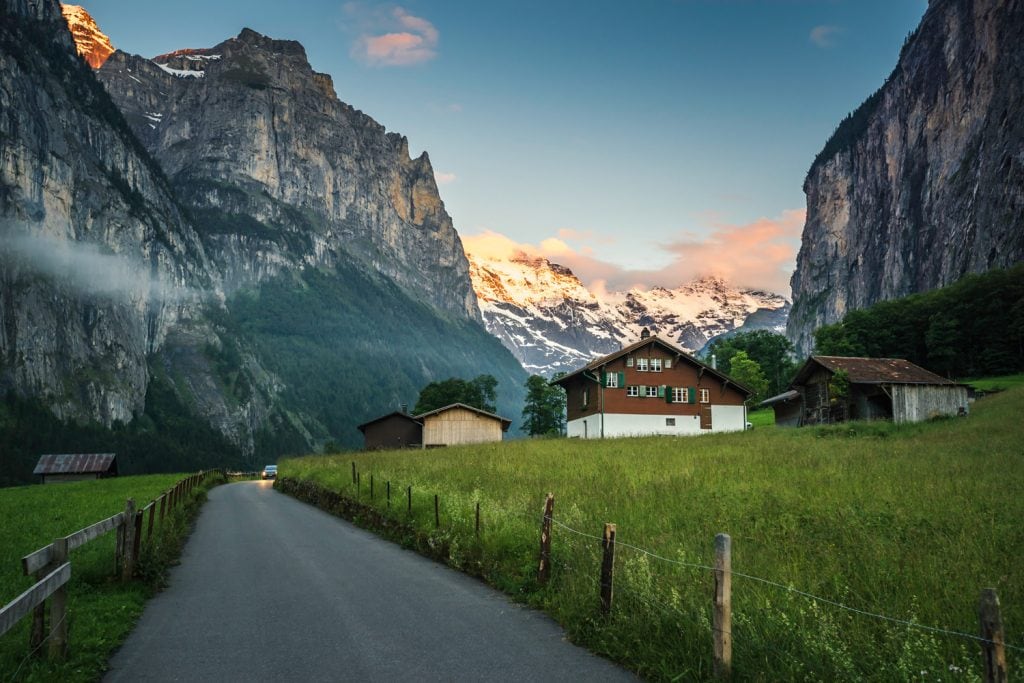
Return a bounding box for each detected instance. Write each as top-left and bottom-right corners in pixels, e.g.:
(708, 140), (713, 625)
(627, 385), (639, 397)
(636, 358), (649, 372)
(665, 359), (672, 369)
(582, 389), (589, 407)
(645, 385), (660, 398)
(651, 358), (662, 372)
(665, 418), (676, 426)
(672, 387), (687, 403)
(699, 388), (710, 403)
(626, 356), (634, 367)
(605, 372), (620, 388)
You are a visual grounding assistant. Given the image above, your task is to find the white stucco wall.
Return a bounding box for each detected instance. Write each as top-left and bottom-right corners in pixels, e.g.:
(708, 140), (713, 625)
(567, 407), (747, 439)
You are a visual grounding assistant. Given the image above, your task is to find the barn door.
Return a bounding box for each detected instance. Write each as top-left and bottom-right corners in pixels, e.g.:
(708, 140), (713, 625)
(700, 406), (713, 430)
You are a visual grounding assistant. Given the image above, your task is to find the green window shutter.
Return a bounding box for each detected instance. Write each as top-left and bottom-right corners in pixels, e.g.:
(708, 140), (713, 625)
(665, 386), (673, 404)
(601, 371), (607, 386)
(618, 371), (625, 387)
(657, 385), (666, 398)
(689, 387), (697, 404)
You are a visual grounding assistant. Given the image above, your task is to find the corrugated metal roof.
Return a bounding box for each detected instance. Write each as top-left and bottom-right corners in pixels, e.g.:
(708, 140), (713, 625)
(33, 453), (116, 475)
(759, 390), (800, 406)
(356, 412), (422, 432)
(798, 357), (957, 386)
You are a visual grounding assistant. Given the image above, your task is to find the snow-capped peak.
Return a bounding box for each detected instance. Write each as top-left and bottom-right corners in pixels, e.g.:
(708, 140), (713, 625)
(465, 248), (790, 376)
(61, 4), (114, 69)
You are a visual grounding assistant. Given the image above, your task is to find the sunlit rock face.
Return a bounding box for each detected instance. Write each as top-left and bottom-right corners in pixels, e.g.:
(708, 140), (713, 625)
(789, 0), (1024, 354)
(467, 251), (789, 376)
(97, 28), (479, 319)
(61, 4), (114, 68)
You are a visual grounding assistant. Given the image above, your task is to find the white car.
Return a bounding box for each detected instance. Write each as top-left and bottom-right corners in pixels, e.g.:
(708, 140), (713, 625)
(262, 465), (278, 480)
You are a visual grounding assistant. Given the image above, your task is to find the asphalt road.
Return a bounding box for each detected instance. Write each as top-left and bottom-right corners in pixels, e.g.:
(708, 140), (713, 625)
(104, 481), (635, 682)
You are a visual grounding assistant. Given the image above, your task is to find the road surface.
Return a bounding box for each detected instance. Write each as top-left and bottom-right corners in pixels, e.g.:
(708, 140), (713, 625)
(104, 481), (635, 681)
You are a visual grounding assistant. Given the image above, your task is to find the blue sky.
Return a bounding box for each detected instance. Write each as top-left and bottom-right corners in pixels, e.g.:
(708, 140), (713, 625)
(81, 0), (927, 294)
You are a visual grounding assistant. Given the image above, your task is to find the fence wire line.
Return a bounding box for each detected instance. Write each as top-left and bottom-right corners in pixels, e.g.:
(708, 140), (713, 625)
(543, 514), (1023, 653)
(7, 609), (68, 683)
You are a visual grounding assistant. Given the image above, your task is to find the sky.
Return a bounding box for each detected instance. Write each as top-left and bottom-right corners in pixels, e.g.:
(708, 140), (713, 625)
(79, 0), (928, 295)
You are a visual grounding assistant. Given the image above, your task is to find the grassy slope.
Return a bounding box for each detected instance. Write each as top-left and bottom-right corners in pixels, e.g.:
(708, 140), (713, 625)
(0, 474), (203, 681)
(284, 387), (1023, 680)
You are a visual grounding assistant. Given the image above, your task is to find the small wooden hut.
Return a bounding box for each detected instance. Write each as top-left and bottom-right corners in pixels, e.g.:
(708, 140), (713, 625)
(34, 453), (117, 484)
(417, 403), (511, 447)
(357, 412), (423, 450)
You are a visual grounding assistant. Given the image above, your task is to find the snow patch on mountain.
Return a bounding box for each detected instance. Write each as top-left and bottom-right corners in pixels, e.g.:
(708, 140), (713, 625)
(467, 251), (789, 376)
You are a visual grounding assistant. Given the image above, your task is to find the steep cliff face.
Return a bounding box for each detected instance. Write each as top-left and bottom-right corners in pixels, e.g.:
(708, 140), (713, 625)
(97, 29), (478, 319)
(789, 0), (1024, 354)
(468, 251), (789, 375)
(0, 0), (209, 424)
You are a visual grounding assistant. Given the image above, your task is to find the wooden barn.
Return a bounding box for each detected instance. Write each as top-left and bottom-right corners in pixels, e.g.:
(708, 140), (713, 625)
(761, 356), (969, 426)
(417, 403), (512, 447)
(34, 453), (117, 484)
(553, 333), (753, 438)
(357, 412), (423, 450)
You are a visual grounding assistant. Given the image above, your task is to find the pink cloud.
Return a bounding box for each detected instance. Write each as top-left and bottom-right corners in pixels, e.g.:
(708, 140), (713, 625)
(351, 7), (438, 66)
(809, 25), (841, 48)
(434, 171), (457, 185)
(462, 208), (805, 296)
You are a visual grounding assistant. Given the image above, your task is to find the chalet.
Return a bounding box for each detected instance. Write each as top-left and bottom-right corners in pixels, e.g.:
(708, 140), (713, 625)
(761, 356), (970, 426)
(357, 404), (512, 449)
(34, 453), (117, 484)
(552, 334), (753, 438)
(357, 411), (423, 450)
(418, 403), (512, 447)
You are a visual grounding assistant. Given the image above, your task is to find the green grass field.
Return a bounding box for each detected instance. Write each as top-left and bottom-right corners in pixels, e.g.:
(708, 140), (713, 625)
(966, 373), (1024, 392)
(285, 386), (1023, 681)
(0, 474), (215, 681)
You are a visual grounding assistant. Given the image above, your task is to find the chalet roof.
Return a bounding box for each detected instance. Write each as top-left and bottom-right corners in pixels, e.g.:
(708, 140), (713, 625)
(759, 390), (800, 407)
(356, 411), (422, 433)
(415, 403), (513, 431)
(33, 453), (116, 476)
(793, 356), (958, 387)
(552, 335), (753, 397)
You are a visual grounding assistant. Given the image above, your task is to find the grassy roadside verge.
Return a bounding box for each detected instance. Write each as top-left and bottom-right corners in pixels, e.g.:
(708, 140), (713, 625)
(279, 387), (1022, 681)
(0, 472), (225, 681)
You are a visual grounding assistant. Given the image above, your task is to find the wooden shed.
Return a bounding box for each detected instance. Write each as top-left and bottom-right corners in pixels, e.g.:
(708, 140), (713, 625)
(417, 403), (512, 447)
(761, 356), (969, 427)
(34, 453), (117, 484)
(357, 412), (423, 450)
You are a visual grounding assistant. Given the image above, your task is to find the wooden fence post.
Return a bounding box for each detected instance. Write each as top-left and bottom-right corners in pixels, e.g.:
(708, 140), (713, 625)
(370, 474), (374, 501)
(600, 523), (616, 614)
(121, 499), (136, 581)
(352, 461), (356, 484)
(980, 588), (1008, 683)
(537, 493), (555, 585)
(29, 566), (47, 655)
(387, 481), (391, 509)
(434, 494), (440, 528)
(132, 510), (143, 567)
(147, 502), (155, 542)
(475, 501), (480, 536)
(714, 533), (733, 680)
(407, 486), (412, 515)
(158, 493), (166, 525)
(48, 537), (68, 660)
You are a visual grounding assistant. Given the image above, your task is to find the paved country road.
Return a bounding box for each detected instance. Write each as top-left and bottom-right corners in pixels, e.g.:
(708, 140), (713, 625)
(104, 481), (636, 682)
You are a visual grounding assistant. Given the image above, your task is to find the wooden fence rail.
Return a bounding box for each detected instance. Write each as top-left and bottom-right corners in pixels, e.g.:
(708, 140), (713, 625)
(0, 469), (222, 661)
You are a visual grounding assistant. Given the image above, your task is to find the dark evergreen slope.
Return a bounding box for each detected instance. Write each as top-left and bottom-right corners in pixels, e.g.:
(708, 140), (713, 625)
(223, 262), (526, 450)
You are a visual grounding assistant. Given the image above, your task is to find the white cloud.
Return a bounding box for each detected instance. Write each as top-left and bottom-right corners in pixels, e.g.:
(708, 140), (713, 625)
(435, 171), (457, 185)
(810, 25), (841, 48)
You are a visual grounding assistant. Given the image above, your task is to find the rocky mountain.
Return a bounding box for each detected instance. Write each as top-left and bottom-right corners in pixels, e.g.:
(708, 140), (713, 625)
(60, 3), (112, 67)
(468, 251), (789, 375)
(96, 28), (477, 318)
(788, 0), (1024, 354)
(0, 2), (526, 483)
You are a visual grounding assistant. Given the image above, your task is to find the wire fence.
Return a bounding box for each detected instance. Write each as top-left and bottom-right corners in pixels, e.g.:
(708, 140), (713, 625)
(315, 467), (1015, 681)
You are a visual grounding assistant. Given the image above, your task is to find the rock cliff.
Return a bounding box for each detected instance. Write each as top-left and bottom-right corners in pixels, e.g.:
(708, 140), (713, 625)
(788, 0), (1024, 354)
(97, 29), (478, 319)
(60, 4), (113, 68)
(0, 0), (209, 424)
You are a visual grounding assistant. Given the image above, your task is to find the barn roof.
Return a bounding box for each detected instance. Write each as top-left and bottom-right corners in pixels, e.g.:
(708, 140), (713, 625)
(33, 453), (116, 476)
(415, 403), (513, 431)
(551, 335), (753, 397)
(356, 412), (422, 433)
(793, 356), (958, 387)
(759, 390), (800, 407)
